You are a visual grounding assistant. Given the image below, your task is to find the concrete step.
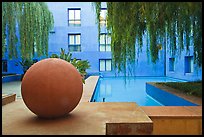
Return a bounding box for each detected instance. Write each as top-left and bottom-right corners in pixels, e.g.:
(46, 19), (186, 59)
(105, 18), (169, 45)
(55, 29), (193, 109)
(2, 93), (16, 106)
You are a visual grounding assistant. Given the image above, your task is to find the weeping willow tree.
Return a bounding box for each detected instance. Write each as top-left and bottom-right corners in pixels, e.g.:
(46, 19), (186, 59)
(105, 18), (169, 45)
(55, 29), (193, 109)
(2, 2), (54, 61)
(93, 2), (202, 74)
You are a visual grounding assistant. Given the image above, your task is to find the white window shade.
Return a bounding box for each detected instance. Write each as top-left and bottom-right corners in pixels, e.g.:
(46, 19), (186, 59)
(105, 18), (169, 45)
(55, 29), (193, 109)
(100, 60), (105, 71)
(69, 35), (75, 44)
(106, 60), (112, 71)
(106, 45), (111, 52)
(100, 45), (106, 51)
(100, 34), (105, 44)
(106, 35), (111, 44)
(75, 35), (80, 44)
(75, 10), (80, 20)
(69, 10), (75, 20)
(100, 10), (107, 20)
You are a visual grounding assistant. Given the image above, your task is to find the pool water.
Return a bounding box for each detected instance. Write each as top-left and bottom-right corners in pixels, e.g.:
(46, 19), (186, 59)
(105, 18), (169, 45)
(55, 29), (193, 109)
(91, 76), (187, 106)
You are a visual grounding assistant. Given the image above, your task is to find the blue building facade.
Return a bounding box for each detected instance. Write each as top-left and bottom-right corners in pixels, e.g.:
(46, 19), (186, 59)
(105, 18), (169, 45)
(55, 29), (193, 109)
(46, 2), (167, 77)
(2, 2), (202, 81)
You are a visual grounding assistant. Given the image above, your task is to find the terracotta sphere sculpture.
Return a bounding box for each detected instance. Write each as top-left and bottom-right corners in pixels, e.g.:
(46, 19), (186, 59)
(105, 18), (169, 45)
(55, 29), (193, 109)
(21, 58), (83, 118)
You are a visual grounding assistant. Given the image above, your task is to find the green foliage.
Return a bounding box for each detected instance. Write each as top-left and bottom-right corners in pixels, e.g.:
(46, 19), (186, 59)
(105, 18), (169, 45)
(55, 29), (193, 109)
(93, 2), (202, 74)
(2, 2), (54, 62)
(59, 48), (72, 62)
(18, 58), (34, 73)
(92, 2), (101, 41)
(2, 2), (18, 59)
(49, 53), (59, 58)
(50, 48), (91, 84)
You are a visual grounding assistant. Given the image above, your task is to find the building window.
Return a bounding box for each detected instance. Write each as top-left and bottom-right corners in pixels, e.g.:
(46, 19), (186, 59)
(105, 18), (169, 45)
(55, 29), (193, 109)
(169, 58), (175, 72)
(100, 33), (111, 52)
(185, 56), (193, 73)
(99, 59), (112, 71)
(2, 60), (8, 72)
(100, 8), (107, 27)
(68, 8), (81, 26)
(68, 34), (81, 52)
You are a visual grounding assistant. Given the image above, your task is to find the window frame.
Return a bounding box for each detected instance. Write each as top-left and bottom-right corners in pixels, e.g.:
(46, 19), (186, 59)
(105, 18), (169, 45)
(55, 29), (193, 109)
(68, 33), (81, 52)
(99, 33), (111, 52)
(99, 59), (112, 72)
(99, 8), (107, 27)
(68, 8), (81, 26)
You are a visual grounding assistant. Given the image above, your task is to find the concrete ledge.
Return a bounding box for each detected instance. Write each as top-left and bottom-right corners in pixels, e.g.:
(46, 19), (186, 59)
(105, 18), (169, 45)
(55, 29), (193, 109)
(141, 106), (202, 135)
(141, 106), (202, 118)
(148, 116), (202, 135)
(80, 76), (99, 102)
(2, 93), (16, 106)
(2, 100), (153, 135)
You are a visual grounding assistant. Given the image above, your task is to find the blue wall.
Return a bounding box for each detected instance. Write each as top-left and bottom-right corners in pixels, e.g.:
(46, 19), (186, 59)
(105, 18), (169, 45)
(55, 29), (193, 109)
(46, 2), (166, 77)
(2, 2), (202, 81)
(47, 2), (113, 76)
(165, 39), (202, 81)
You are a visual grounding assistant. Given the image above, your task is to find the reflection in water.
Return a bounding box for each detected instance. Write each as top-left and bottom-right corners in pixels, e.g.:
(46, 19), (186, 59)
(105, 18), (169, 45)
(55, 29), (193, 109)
(92, 77), (186, 106)
(99, 84), (112, 102)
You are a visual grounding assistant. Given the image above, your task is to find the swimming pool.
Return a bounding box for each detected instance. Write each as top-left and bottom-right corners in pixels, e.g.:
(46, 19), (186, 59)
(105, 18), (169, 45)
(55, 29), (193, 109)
(91, 76), (197, 106)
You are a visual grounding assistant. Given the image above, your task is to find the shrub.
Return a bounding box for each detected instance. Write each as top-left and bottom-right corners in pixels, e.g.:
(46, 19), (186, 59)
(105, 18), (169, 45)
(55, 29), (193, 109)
(50, 48), (91, 83)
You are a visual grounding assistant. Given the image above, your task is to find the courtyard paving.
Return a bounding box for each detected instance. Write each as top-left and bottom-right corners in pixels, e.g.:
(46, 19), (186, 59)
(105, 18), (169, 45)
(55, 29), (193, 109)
(2, 76), (202, 135)
(2, 76), (153, 135)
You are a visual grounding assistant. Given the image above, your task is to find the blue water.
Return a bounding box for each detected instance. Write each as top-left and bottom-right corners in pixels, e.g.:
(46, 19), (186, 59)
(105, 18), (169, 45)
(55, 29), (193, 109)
(91, 76), (187, 106)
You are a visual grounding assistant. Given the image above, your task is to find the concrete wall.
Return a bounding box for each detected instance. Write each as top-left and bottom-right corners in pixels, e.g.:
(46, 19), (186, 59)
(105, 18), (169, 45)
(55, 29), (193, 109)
(151, 117), (202, 135)
(141, 106), (202, 135)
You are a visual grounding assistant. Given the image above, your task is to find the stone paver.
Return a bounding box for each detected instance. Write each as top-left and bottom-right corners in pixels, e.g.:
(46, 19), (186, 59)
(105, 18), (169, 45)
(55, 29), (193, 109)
(2, 76), (152, 135)
(2, 100), (152, 135)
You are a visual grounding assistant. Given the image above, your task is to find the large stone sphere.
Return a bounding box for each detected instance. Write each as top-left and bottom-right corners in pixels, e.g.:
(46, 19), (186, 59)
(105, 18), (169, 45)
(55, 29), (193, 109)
(21, 58), (83, 118)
